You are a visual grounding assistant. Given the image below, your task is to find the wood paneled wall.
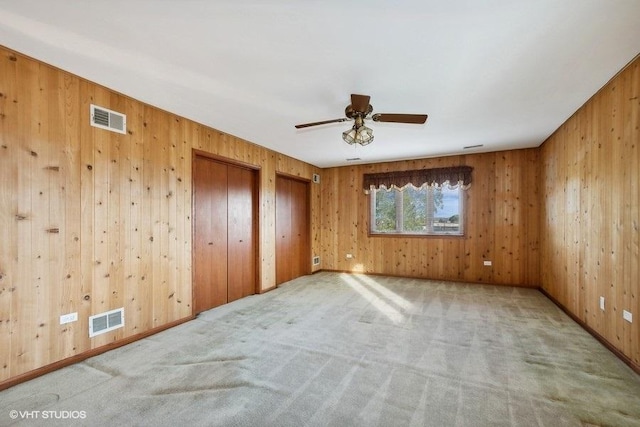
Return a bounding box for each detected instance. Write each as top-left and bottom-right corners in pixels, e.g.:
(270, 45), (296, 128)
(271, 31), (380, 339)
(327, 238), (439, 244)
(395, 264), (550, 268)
(540, 56), (640, 367)
(0, 46), (320, 385)
(319, 149), (540, 286)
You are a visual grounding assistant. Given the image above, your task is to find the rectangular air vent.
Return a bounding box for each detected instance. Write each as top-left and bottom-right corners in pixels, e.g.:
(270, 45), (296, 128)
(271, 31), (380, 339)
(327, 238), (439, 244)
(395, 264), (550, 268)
(313, 256), (320, 266)
(89, 307), (124, 338)
(90, 104), (127, 134)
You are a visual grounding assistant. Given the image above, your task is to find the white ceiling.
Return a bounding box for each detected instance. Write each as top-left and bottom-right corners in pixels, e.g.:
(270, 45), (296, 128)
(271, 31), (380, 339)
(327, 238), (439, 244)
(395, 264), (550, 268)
(1, 1), (639, 168)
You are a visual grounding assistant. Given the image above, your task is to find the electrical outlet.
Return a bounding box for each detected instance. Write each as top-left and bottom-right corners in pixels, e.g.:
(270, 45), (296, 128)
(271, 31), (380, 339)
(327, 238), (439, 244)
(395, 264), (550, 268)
(599, 296), (605, 311)
(483, 260), (492, 266)
(346, 253), (354, 259)
(60, 312), (78, 325)
(623, 310), (633, 323)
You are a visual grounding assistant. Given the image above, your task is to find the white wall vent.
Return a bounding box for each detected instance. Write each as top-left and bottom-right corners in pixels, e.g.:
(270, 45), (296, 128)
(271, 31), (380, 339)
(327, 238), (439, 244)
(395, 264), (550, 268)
(90, 104), (127, 134)
(313, 256), (320, 266)
(89, 307), (124, 338)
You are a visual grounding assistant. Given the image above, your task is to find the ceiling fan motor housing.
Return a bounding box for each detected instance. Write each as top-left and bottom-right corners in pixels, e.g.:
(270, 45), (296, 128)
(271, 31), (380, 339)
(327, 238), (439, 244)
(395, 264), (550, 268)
(345, 104), (373, 119)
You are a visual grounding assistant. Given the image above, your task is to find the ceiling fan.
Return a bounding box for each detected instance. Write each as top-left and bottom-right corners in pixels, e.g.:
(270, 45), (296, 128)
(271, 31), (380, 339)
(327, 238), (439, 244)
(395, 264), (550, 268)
(295, 94), (428, 146)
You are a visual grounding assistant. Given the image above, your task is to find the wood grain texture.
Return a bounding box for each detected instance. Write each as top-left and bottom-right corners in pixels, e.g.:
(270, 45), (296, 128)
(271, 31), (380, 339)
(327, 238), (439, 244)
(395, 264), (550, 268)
(319, 150), (541, 287)
(0, 51), (16, 382)
(275, 175), (311, 285)
(193, 155), (222, 312)
(193, 155), (259, 310)
(540, 55), (640, 367)
(275, 176), (292, 285)
(227, 163), (257, 302)
(0, 46), (320, 385)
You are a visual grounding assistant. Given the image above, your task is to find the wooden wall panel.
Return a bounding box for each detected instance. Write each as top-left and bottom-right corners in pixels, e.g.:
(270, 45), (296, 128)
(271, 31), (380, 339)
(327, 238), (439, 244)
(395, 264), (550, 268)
(540, 55), (640, 367)
(629, 60), (640, 366)
(0, 46), (320, 387)
(0, 52), (17, 382)
(259, 149), (278, 290)
(123, 98), (144, 337)
(20, 56), (50, 372)
(319, 150), (540, 286)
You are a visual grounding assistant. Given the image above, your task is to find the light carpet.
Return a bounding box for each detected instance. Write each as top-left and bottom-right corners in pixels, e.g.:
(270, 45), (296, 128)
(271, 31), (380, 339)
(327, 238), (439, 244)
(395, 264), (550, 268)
(1, 272), (640, 426)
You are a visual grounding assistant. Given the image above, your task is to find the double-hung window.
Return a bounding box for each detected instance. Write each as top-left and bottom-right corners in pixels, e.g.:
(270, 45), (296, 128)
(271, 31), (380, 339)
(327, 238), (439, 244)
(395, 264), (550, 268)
(364, 166), (472, 237)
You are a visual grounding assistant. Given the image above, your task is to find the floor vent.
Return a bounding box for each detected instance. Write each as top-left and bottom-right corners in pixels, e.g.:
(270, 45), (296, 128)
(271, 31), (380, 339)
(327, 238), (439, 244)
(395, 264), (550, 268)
(89, 307), (124, 338)
(313, 256), (320, 266)
(90, 104), (127, 134)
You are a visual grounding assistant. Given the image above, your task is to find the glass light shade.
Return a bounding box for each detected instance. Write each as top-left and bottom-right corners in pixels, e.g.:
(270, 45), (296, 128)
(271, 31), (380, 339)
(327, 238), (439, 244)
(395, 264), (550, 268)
(342, 128), (357, 144)
(356, 125), (374, 145)
(342, 125), (374, 146)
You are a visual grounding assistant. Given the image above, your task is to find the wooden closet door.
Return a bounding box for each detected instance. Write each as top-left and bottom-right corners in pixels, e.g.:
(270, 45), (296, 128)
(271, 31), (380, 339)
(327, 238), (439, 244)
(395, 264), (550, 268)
(227, 165), (256, 302)
(290, 178), (310, 279)
(276, 175), (310, 285)
(276, 176), (292, 285)
(193, 156), (229, 313)
(193, 157), (215, 313)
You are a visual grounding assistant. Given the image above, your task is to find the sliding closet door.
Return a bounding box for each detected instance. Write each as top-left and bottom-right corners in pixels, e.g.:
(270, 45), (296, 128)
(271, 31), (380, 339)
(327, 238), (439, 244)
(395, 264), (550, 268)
(193, 154), (256, 313)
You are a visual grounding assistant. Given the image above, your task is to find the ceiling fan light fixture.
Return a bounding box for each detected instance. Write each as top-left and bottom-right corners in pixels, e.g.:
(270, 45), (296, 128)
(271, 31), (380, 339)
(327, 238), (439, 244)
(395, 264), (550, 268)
(296, 93), (426, 146)
(342, 124), (374, 146)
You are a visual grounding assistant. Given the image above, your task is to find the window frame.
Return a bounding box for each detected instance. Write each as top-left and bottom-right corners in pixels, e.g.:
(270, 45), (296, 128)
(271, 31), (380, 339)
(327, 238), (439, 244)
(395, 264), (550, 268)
(368, 184), (466, 238)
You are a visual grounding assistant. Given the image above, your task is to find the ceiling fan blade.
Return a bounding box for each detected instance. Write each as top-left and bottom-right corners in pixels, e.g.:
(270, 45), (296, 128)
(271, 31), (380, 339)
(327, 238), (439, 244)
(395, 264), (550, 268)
(371, 113), (428, 124)
(295, 118), (349, 129)
(350, 94), (371, 113)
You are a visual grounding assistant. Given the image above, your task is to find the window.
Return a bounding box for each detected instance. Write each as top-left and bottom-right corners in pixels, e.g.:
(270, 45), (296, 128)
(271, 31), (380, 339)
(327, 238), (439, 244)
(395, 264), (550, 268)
(363, 166), (471, 237)
(370, 184), (464, 236)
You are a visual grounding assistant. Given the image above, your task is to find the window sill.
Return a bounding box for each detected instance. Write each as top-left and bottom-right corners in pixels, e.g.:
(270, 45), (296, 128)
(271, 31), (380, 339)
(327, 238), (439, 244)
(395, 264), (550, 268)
(368, 232), (465, 239)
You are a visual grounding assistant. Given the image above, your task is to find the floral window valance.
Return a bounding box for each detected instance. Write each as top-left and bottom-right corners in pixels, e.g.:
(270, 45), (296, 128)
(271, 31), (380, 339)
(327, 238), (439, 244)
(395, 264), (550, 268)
(363, 166), (473, 193)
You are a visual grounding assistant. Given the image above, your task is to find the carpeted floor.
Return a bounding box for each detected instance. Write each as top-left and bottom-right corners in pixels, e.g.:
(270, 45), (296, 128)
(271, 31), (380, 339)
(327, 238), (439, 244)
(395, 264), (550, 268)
(1, 272), (640, 426)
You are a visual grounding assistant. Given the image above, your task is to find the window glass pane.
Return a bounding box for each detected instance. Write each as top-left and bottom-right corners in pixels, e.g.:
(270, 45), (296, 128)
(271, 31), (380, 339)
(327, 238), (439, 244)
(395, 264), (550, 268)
(402, 186), (426, 232)
(374, 190), (396, 232)
(434, 186), (461, 234)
